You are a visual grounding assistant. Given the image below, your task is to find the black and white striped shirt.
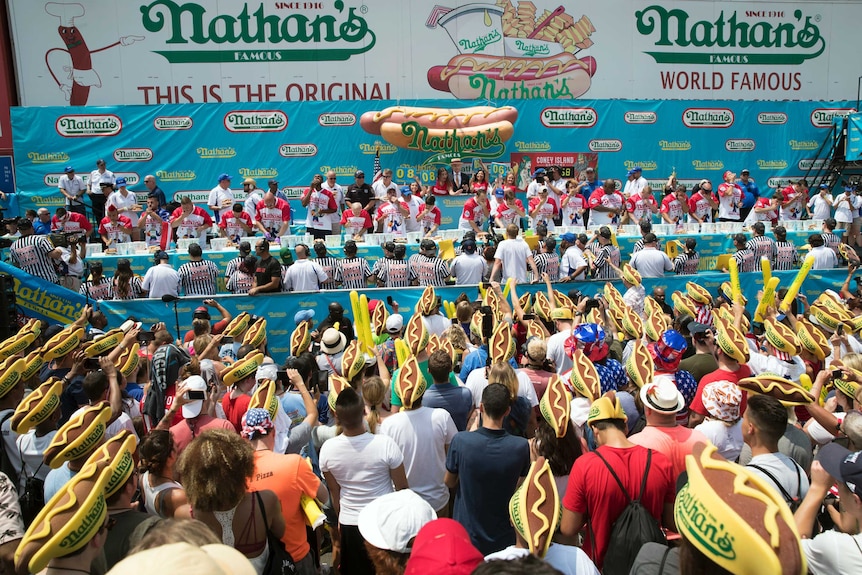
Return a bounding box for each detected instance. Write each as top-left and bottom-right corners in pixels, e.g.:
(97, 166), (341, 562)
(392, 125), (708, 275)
(822, 232), (841, 254)
(593, 245), (620, 280)
(632, 237), (662, 254)
(745, 235), (775, 270)
(10, 235), (58, 283)
(226, 270), (254, 294)
(340, 257), (372, 290)
(376, 258), (411, 288)
(178, 260), (219, 295)
(534, 252), (560, 281)
(315, 256), (341, 289)
(112, 276), (143, 300)
(407, 254), (451, 287)
(773, 241), (799, 271)
(225, 256), (244, 282)
(80, 277), (115, 300)
(673, 252), (699, 275)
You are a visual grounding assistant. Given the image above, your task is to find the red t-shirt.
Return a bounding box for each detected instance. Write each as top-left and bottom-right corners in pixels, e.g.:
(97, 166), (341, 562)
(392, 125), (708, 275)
(99, 215), (132, 242)
(625, 195), (657, 222)
(256, 198), (292, 234)
(688, 365), (752, 416)
(660, 194), (684, 223)
(563, 445), (675, 569)
(52, 212), (93, 233)
(340, 209), (372, 235)
(171, 206), (214, 239)
(170, 414), (236, 455)
(222, 392), (252, 432)
(219, 211), (253, 241)
(417, 205), (442, 232)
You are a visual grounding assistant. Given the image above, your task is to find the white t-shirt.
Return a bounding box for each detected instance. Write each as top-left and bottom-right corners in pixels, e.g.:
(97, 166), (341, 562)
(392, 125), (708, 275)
(72, 406), (139, 442)
(494, 238), (532, 283)
(451, 253), (486, 285)
(747, 452), (809, 501)
(809, 245), (838, 270)
(547, 328), (573, 375)
(59, 246), (85, 277)
(422, 313), (451, 339)
(372, 179), (398, 200)
(807, 194), (833, 221)
(694, 419), (743, 462)
(560, 246), (587, 279)
(802, 530), (862, 574)
(485, 544), (600, 575)
(282, 260), (328, 292)
(623, 176), (648, 198)
(16, 429), (55, 493)
(319, 432), (404, 525)
(464, 369), (539, 409)
(89, 169), (115, 194)
(208, 186), (235, 220)
(403, 195), (423, 232)
(833, 192), (860, 223)
(717, 183), (742, 220)
(630, 248), (673, 278)
(244, 190), (263, 221)
(142, 264), (180, 299)
(107, 191), (140, 225)
(379, 407), (457, 511)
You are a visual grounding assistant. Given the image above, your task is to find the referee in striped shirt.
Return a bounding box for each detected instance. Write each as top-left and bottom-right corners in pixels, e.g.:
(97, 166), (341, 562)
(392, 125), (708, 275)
(312, 242), (341, 289)
(744, 221), (776, 271)
(224, 241), (251, 284)
(408, 239), (451, 287)
(10, 217), (62, 283)
(178, 243), (219, 295)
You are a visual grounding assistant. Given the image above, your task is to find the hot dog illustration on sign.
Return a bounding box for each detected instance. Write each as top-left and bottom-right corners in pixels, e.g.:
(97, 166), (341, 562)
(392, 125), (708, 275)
(44, 2), (144, 105)
(426, 1), (597, 100)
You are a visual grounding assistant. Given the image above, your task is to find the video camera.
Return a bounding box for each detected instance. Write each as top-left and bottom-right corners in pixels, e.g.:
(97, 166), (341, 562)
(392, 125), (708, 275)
(49, 232), (85, 248)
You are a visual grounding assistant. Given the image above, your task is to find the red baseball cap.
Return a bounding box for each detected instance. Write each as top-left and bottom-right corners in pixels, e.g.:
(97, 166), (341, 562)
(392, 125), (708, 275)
(404, 519), (483, 575)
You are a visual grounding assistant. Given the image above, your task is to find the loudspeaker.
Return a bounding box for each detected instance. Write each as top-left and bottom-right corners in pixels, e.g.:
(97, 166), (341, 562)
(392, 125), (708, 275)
(0, 274), (16, 342)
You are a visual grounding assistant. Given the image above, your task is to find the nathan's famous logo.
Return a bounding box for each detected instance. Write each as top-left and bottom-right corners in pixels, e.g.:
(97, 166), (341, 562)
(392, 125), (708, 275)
(758, 112), (787, 125)
(767, 176), (803, 188)
(56, 115), (122, 137)
(675, 485), (736, 560)
(790, 139), (818, 151)
(224, 111), (287, 132)
(280, 144), (319, 158)
(757, 160), (788, 169)
(154, 116), (193, 130)
(589, 139), (622, 152)
(59, 492), (105, 550)
(635, 6), (826, 65)
(140, 0), (376, 63)
(683, 108), (734, 128)
(156, 169), (196, 182)
(197, 147), (236, 159)
(625, 111), (657, 124)
(811, 108), (856, 128)
(359, 142), (396, 155)
(692, 160), (725, 171)
(239, 168), (278, 178)
(515, 141), (551, 152)
(541, 108), (596, 128)
(625, 161), (657, 171)
(725, 139), (755, 152)
(799, 158), (827, 170)
(360, 105), (517, 164)
(27, 152), (70, 164)
(659, 140), (691, 151)
(425, 2), (597, 100)
(319, 113), (356, 127)
(114, 148), (153, 162)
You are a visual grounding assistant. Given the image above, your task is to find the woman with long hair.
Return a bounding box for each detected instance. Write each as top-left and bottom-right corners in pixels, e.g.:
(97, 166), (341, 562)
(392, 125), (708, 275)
(362, 376), (391, 434)
(486, 363), (536, 438)
(177, 429), (285, 574)
(430, 167), (452, 196)
(139, 430), (187, 519)
(113, 258), (143, 300)
(226, 255), (257, 294)
(470, 168), (488, 194)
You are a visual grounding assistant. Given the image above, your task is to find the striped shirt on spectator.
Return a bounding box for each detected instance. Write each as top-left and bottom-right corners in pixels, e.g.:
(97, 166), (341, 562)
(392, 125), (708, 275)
(773, 241), (800, 271)
(745, 235), (776, 270)
(340, 257), (372, 290)
(408, 254), (451, 287)
(178, 260), (219, 295)
(534, 252), (560, 281)
(315, 256), (341, 289)
(11, 235), (59, 283)
(112, 276), (143, 300)
(673, 252), (700, 275)
(80, 277), (115, 300)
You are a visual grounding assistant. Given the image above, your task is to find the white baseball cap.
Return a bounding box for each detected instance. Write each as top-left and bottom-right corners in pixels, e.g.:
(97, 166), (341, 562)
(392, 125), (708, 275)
(357, 489), (435, 553)
(181, 375), (207, 419)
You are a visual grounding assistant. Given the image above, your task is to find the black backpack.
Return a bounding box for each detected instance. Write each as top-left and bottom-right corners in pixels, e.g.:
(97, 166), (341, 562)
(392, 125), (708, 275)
(747, 462), (803, 512)
(594, 449), (666, 575)
(0, 411), (19, 490)
(18, 459), (44, 527)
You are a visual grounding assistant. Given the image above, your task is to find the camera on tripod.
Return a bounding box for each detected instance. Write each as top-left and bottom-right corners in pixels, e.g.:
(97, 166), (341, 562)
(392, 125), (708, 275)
(49, 232), (85, 248)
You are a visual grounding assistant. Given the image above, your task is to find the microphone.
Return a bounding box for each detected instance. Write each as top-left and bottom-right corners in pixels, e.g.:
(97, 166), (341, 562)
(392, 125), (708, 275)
(161, 294), (179, 303)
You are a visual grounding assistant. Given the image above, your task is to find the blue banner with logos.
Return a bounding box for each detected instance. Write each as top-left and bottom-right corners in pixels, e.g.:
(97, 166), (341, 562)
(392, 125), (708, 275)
(10, 99), (855, 223)
(0, 261), (87, 324)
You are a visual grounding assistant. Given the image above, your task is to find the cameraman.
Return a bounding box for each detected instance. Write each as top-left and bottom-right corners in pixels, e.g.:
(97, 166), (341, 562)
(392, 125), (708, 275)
(56, 233), (87, 292)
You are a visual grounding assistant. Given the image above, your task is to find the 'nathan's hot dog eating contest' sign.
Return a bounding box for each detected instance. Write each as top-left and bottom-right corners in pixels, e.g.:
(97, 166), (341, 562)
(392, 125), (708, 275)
(5, 0), (859, 106)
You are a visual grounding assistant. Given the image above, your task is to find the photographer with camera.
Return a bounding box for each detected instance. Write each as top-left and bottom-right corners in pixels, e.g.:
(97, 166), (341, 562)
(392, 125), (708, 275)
(56, 232), (87, 292)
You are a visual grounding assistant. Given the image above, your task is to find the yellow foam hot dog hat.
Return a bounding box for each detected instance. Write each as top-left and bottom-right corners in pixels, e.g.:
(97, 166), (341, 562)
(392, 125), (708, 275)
(341, 339), (366, 381)
(539, 375), (571, 438)
(14, 460), (112, 574)
(83, 328), (125, 358)
(417, 285), (437, 316)
(508, 457), (560, 559)
(603, 283), (625, 310)
(20, 350), (45, 381)
(11, 377), (63, 434)
(249, 379), (279, 421)
(796, 318), (831, 361)
(518, 292), (533, 314)
(371, 301), (389, 337)
(675, 443), (806, 575)
(327, 373), (350, 412)
(0, 356), (24, 399)
(686, 281), (713, 305)
(221, 352), (264, 387)
(394, 357), (426, 410)
(764, 318), (799, 356)
(0, 328), (38, 360)
(41, 326), (85, 362)
(809, 303), (850, 332)
(43, 401), (112, 468)
(290, 321), (312, 356)
(403, 314), (429, 357)
(587, 391), (627, 424)
(737, 374), (815, 406)
(714, 317), (750, 364)
(620, 307), (644, 340)
(82, 429), (137, 499)
(621, 263), (642, 286)
(224, 312), (251, 338)
(242, 317), (267, 349)
(671, 291), (698, 320)
(489, 322), (515, 364)
(525, 319), (548, 341)
(626, 339), (655, 388)
(553, 290), (574, 310)
(114, 342), (140, 378)
(644, 309), (668, 343)
(534, 291), (552, 321)
(569, 348), (601, 403)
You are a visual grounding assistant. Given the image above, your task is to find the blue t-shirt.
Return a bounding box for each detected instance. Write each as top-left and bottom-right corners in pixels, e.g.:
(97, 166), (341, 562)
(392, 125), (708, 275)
(423, 384), (474, 431)
(445, 427), (530, 555)
(44, 462), (76, 502)
(280, 392), (307, 429)
(459, 346), (518, 382)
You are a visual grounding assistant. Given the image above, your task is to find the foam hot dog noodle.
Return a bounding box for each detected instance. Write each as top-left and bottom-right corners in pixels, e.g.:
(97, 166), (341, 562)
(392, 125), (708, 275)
(509, 457), (560, 559)
(11, 377), (63, 434)
(43, 401), (111, 468)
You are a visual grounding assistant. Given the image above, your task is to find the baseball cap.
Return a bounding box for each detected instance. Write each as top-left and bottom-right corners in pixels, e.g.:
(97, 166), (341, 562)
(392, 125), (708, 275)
(599, 226), (612, 239)
(461, 239), (477, 254)
(358, 489), (435, 553)
(193, 306), (210, 319)
(100, 180), (114, 187)
(585, 166), (595, 172)
(401, 186), (412, 195)
(386, 314), (404, 334)
(627, 169), (636, 177)
(268, 179), (278, 186)
(818, 443), (862, 497)
(420, 239), (436, 252)
(633, 166), (643, 172)
(294, 309), (315, 325)
(64, 166), (74, 173)
(154, 250), (169, 261)
(532, 168), (546, 177)
(688, 322), (711, 335)
(115, 177), (127, 186)
(494, 187), (504, 197)
(243, 177), (256, 186)
(181, 375), (207, 419)
(404, 518), (483, 575)
(354, 170), (365, 177)
(217, 173), (231, 182)
(819, 183), (829, 189)
(741, 168), (750, 174)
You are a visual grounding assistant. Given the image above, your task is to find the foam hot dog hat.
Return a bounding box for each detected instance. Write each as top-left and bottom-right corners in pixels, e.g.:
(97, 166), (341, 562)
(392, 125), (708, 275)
(83, 328), (125, 358)
(686, 281), (713, 305)
(518, 293), (533, 314)
(371, 301), (389, 336)
(249, 378), (279, 421)
(796, 318), (831, 360)
(41, 326), (85, 362)
(539, 375), (571, 438)
(489, 322), (515, 364)
(737, 374), (814, 406)
(568, 348), (601, 403)
(43, 401), (111, 469)
(620, 306), (644, 340)
(341, 339), (366, 381)
(394, 357), (426, 410)
(604, 283), (625, 309)
(809, 303), (850, 332)
(672, 291), (698, 319)
(290, 321), (312, 356)
(626, 339), (655, 388)
(713, 317), (750, 364)
(716, 305), (750, 333)
(14, 460), (112, 574)
(0, 356), (24, 399)
(644, 308), (668, 343)
(675, 443), (806, 575)
(553, 290), (574, 310)
(327, 373), (350, 412)
(508, 457), (560, 559)
(224, 312), (251, 338)
(20, 351), (45, 382)
(82, 429), (137, 499)
(764, 318), (799, 356)
(426, 334), (456, 363)
(221, 352), (265, 387)
(404, 314), (429, 356)
(525, 319), (548, 340)
(0, 327), (38, 360)
(621, 263), (641, 286)
(833, 369), (861, 400)
(469, 310), (484, 340)
(417, 285), (437, 316)
(11, 377), (63, 434)
(587, 391), (627, 424)
(534, 291), (552, 321)
(114, 342), (140, 378)
(719, 281), (747, 305)
(243, 317), (267, 348)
